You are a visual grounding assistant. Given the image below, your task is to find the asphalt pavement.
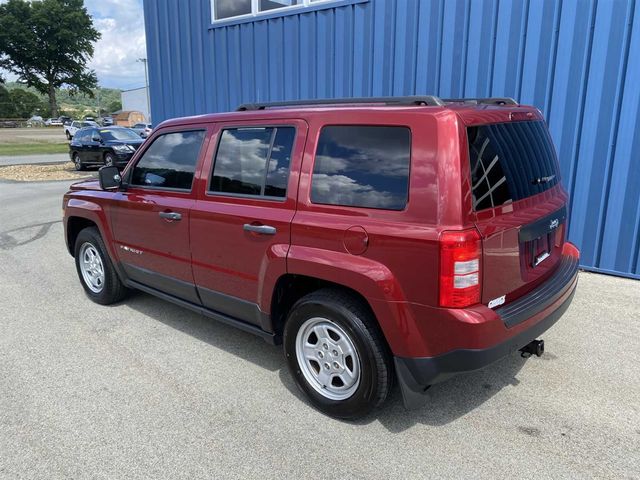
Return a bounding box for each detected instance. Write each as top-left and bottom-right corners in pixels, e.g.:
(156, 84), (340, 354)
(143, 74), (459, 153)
(0, 178), (638, 479)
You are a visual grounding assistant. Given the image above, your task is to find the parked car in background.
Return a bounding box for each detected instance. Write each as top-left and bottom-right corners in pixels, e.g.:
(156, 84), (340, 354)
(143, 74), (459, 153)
(131, 123), (152, 138)
(65, 120), (98, 140)
(63, 96), (580, 419)
(99, 116), (114, 126)
(68, 126), (144, 170)
(45, 118), (63, 126)
(60, 116), (72, 125)
(27, 115), (44, 127)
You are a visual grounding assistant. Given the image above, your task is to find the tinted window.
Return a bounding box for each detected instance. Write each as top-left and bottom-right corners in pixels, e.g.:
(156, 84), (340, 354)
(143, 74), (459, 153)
(215, 0), (251, 19)
(467, 121), (560, 211)
(131, 130), (205, 190)
(211, 126), (295, 198)
(265, 127), (295, 197)
(259, 0), (300, 12)
(311, 126), (411, 210)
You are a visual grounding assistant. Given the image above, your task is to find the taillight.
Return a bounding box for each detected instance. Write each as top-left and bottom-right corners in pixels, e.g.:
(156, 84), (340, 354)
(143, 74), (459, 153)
(439, 229), (481, 308)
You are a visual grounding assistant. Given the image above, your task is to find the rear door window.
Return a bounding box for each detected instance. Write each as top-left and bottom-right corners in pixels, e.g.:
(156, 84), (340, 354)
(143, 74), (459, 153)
(311, 125), (411, 210)
(467, 121), (560, 211)
(210, 126), (295, 198)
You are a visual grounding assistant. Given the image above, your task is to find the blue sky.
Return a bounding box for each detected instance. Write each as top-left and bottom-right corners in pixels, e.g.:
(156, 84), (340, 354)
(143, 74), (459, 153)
(2, 0), (147, 90)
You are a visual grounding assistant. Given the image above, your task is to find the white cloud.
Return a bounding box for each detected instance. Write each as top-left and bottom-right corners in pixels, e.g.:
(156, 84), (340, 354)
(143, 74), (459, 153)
(1, 0), (147, 90)
(85, 0), (147, 89)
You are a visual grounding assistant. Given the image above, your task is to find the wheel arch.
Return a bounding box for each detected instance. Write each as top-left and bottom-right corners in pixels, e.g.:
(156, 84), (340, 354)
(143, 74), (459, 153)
(64, 203), (117, 262)
(269, 272), (408, 355)
(66, 216), (97, 255)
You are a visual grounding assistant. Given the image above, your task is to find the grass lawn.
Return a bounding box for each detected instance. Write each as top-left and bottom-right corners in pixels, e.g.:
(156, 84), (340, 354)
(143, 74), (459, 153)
(0, 142), (69, 156)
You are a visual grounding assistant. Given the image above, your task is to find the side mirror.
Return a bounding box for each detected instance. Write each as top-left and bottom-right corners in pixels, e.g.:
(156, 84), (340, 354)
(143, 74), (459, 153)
(99, 166), (122, 190)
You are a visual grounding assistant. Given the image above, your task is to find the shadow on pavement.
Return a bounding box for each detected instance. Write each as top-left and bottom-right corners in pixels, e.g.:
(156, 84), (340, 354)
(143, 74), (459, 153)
(126, 289), (527, 432)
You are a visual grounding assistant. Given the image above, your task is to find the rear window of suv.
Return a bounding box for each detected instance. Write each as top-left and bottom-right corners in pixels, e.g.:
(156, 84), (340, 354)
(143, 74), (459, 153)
(311, 125), (411, 210)
(467, 120), (560, 211)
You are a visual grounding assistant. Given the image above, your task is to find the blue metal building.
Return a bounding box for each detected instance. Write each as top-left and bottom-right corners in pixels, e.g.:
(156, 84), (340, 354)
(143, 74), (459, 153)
(142, 0), (640, 279)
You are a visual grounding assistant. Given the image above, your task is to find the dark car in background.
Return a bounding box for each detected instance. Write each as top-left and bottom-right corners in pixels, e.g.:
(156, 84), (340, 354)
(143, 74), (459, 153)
(69, 126), (145, 170)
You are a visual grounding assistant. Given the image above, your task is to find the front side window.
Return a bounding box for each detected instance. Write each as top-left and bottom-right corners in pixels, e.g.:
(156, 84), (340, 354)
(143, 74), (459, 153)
(75, 130), (88, 142)
(210, 126), (295, 198)
(131, 130), (205, 190)
(311, 126), (411, 210)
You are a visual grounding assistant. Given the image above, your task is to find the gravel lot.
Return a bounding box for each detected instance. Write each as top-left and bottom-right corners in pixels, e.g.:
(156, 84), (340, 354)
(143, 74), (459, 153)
(0, 163), (95, 182)
(0, 176), (638, 479)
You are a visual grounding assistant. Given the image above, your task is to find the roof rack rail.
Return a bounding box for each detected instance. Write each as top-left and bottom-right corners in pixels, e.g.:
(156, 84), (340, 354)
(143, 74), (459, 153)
(442, 97), (519, 106)
(236, 96), (445, 111)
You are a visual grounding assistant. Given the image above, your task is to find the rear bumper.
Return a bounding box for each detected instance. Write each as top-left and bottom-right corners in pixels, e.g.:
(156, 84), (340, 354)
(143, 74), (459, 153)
(395, 243), (579, 408)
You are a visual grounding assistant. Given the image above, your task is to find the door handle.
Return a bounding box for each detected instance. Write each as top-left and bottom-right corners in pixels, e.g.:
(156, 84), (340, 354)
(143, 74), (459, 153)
(159, 211), (182, 221)
(243, 223), (276, 235)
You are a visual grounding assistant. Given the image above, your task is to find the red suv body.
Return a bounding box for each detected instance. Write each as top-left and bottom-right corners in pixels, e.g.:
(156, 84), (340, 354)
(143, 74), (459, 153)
(63, 97), (579, 418)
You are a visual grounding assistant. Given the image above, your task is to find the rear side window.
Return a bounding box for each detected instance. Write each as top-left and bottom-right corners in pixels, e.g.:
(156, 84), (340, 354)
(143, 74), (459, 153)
(210, 126), (295, 198)
(131, 130), (205, 190)
(311, 126), (411, 210)
(467, 121), (560, 211)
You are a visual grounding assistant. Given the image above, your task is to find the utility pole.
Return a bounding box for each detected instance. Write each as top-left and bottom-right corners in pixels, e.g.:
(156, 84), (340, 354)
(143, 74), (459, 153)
(138, 58), (151, 123)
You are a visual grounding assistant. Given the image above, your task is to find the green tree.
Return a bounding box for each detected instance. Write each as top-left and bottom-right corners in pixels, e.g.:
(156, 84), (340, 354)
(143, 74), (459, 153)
(9, 88), (43, 117)
(0, 0), (100, 117)
(0, 85), (15, 117)
(108, 100), (122, 113)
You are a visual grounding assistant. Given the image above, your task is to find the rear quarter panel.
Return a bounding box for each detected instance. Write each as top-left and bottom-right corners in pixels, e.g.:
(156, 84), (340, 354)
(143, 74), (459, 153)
(289, 109), (469, 354)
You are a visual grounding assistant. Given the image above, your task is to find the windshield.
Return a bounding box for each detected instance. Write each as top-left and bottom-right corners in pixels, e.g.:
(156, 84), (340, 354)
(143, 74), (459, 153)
(99, 128), (142, 141)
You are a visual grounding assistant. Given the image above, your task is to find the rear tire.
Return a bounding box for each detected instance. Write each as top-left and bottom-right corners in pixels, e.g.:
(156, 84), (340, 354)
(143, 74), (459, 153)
(283, 288), (393, 419)
(74, 227), (128, 305)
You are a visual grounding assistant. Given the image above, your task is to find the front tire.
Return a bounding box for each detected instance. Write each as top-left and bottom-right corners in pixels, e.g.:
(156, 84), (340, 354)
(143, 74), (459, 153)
(283, 289), (393, 419)
(74, 227), (127, 305)
(66, 131), (72, 140)
(104, 153), (115, 167)
(73, 153), (84, 171)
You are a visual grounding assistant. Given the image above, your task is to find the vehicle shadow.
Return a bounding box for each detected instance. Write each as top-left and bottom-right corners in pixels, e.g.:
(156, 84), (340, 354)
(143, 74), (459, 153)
(125, 290), (528, 432)
(125, 291), (284, 372)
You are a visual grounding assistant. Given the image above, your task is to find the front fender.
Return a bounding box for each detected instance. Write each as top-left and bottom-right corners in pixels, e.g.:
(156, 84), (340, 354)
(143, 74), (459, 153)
(65, 198), (119, 264)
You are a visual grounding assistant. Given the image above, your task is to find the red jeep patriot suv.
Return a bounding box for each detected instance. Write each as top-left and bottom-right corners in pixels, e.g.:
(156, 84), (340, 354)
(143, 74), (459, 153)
(63, 96), (579, 419)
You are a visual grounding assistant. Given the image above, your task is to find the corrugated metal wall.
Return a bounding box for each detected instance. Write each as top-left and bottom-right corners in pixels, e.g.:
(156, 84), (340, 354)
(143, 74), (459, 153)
(143, 0), (640, 279)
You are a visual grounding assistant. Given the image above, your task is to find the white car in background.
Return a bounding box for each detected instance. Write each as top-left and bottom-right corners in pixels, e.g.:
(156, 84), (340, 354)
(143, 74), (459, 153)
(44, 118), (63, 126)
(64, 120), (98, 140)
(131, 123), (153, 138)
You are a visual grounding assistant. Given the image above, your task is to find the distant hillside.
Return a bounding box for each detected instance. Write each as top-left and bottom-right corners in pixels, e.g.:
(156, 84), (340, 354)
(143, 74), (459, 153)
(4, 82), (122, 117)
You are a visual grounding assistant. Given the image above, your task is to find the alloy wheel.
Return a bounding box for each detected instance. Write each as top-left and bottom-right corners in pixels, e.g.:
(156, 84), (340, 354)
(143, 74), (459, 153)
(295, 317), (361, 400)
(79, 242), (105, 293)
